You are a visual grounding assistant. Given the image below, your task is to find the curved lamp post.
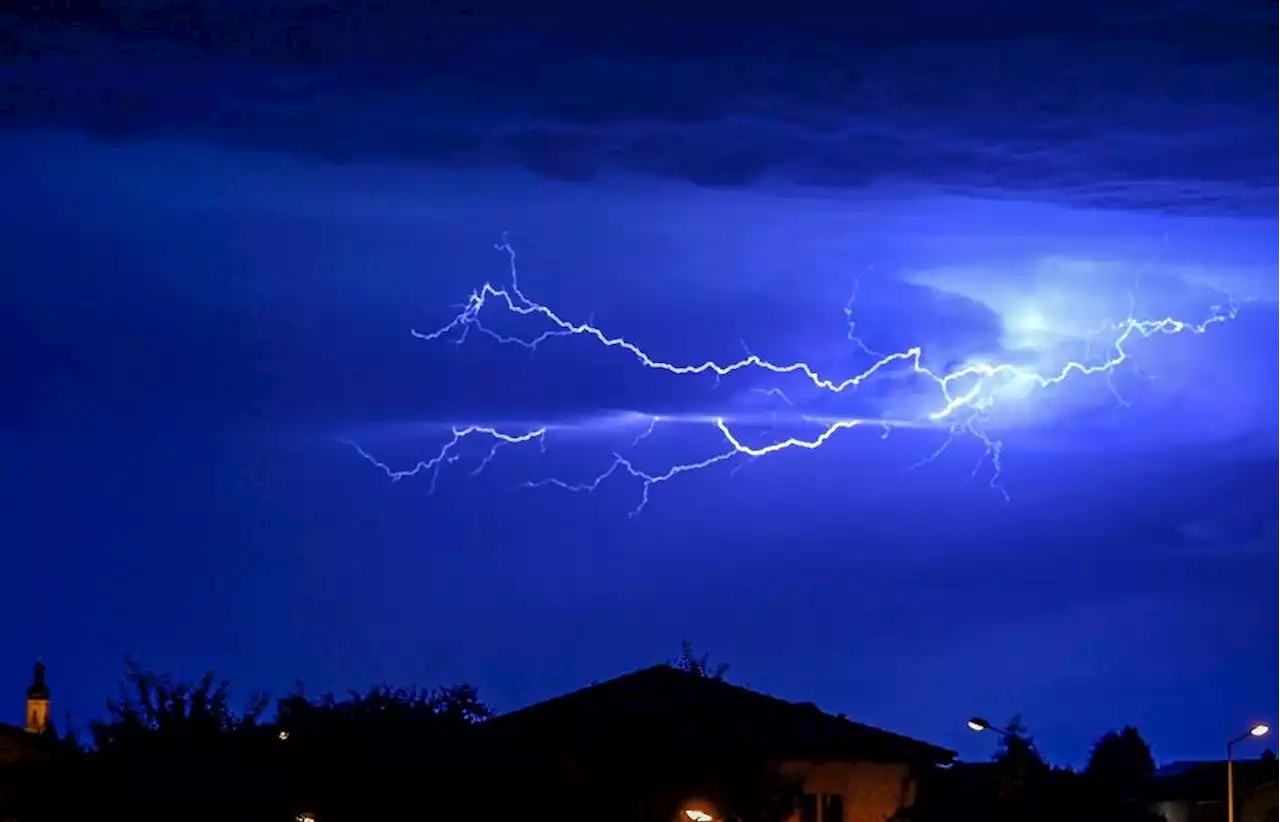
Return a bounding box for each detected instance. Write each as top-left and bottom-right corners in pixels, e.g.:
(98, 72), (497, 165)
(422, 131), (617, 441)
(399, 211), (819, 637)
(1227, 723), (1269, 822)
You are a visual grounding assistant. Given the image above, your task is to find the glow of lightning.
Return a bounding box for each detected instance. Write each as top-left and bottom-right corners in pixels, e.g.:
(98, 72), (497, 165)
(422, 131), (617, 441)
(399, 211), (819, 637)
(352, 238), (1238, 512)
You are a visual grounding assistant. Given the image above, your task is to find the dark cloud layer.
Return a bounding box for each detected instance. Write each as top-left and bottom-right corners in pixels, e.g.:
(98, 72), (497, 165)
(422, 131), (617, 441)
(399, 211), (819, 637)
(3, 0), (1275, 215)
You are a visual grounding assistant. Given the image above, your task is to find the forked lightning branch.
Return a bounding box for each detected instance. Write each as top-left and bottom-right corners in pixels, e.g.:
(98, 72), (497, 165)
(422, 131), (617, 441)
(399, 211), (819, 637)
(350, 241), (1238, 514)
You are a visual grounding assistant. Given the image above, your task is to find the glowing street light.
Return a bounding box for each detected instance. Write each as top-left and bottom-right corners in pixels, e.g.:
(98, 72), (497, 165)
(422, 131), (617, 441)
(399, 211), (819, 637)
(680, 799), (718, 822)
(966, 716), (1012, 738)
(1228, 723), (1270, 822)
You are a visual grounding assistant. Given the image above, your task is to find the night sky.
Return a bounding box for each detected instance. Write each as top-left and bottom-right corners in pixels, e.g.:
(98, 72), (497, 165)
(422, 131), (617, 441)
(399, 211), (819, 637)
(1, 1), (1276, 766)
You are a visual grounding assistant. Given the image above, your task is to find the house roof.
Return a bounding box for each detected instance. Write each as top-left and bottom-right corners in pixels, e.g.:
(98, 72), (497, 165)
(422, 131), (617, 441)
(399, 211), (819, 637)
(488, 664), (954, 765)
(0, 721), (49, 764)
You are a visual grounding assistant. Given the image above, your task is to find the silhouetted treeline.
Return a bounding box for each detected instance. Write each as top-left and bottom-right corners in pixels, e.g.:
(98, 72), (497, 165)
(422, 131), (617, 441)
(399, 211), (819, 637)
(0, 661), (499, 822)
(903, 716), (1165, 822)
(0, 655), (797, 822)
(0, 657), (1199, 822)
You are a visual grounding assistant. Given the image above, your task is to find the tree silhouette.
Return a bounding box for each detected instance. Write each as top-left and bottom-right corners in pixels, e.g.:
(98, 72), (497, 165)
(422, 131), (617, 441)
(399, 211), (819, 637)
(276, 681), (490, 738)
(993, 715), (1044, 766)
(991, 715), (1048, 802)
(4, 660), (281, 822)
(1085, 726), (1155, 798)
(431, 682), (492, 724)
(90, 658), (268, 752)
(271, 681), (495, 821)
(674, 639), (730, 680)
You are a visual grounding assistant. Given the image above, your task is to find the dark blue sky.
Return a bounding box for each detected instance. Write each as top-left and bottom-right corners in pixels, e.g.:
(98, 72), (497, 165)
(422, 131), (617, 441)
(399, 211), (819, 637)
(1, 1), (1275, 765)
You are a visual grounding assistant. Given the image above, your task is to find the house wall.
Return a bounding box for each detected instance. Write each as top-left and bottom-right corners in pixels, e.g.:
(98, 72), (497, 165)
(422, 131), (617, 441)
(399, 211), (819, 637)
(1240, 781), (1279, 822)
(1152, 799), (1191, 822)
(0, 726), (40, 766)
(781, 761), (916, 822)
(1151, 787), (1278, 822)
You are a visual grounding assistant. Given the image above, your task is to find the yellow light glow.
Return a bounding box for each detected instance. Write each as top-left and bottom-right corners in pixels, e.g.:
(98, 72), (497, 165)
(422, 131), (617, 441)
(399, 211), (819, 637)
(278, 730), (290, 740)
(684, 811), (714, 822)
(967, 720), (986, 732)
(1250, 724), (1270, 737)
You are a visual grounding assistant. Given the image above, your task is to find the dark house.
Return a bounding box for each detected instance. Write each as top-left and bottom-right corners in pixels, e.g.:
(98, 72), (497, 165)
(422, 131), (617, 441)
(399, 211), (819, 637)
(483, 664), (955, 822)
(0, 723), (44, 768)
(1150, 757), (1279, 822)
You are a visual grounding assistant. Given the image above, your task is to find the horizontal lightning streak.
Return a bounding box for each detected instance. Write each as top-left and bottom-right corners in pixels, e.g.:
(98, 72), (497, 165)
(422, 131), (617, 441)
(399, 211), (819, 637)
(351, 239), (1237, 513)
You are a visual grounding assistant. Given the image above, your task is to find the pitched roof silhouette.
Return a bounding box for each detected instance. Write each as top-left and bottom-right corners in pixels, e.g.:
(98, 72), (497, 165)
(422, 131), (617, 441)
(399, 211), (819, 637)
(490, 664), (954, 764)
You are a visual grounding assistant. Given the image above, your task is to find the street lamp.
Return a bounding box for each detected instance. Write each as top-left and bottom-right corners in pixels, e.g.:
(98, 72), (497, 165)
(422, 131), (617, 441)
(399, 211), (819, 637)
(1228, 723), (1270, 822)
(680, 797), (719, 822)
(966, 716), (1011, 738)
(966, 715), (1044, 769)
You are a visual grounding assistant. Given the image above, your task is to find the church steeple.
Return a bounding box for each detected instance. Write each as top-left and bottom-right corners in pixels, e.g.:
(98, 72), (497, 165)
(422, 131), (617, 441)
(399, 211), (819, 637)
(25, 659), (49, 734)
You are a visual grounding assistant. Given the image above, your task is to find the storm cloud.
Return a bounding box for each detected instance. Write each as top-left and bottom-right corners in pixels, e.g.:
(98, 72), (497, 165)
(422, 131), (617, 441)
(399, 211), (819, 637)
(3, 0), (1275, 216)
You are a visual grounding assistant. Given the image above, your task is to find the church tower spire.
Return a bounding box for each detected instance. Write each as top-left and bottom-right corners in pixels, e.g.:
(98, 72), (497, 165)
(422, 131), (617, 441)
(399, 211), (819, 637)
(25, 659), (49, 734)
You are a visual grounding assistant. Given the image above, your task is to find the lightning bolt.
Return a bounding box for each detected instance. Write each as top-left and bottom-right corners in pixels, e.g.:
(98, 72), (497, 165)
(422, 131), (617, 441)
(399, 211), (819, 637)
(347, 425), (546, 495)
(844, 267), (883, 359)
(351, 239), (1238, 513)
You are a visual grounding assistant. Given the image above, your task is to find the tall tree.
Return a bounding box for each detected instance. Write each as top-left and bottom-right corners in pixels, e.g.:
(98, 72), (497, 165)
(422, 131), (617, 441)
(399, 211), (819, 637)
(992, 715), (1047, 800)
(1085, 726), (1155, 798)
(993, 716), (1044, 765)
